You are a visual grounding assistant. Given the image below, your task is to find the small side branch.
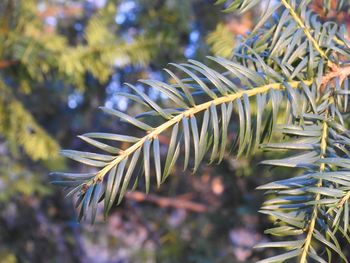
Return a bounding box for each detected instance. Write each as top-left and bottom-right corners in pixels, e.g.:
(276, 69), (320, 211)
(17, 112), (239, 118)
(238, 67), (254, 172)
(93, 80), (311, 184)
(299, 121), (329, 263)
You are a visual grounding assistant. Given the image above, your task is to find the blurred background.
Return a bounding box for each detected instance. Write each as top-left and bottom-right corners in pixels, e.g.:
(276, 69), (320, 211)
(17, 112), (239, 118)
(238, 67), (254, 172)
(0, 0), (349, 262)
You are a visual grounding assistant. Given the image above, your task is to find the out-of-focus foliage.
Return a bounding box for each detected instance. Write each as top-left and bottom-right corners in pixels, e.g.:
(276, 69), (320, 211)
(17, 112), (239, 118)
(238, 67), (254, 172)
(206, 14), (252, 58)
(60, 10), (161, 87)
(0, 155), (51, 201)
(0, 0), (159, 88)
(207, 23), (234, 58)
(0, 81), (60, 161)
(0, 0), (162, 186)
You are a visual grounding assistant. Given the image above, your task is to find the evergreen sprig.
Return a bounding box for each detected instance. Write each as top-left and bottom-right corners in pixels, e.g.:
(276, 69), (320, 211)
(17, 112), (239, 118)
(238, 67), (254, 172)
(53, 1), (350, 261)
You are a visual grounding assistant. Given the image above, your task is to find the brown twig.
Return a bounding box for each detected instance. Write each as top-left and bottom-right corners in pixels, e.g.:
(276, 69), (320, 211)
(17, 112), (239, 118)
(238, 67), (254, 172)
(0, 60), (17, 69)
(125, 191), (208, 213)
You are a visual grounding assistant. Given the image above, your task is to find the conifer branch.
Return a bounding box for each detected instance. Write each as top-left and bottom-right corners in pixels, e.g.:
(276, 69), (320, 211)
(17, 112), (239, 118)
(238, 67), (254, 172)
(280, 0), (329, 60)
(92, 80), (311, 184)
(300, 118), (329, 263)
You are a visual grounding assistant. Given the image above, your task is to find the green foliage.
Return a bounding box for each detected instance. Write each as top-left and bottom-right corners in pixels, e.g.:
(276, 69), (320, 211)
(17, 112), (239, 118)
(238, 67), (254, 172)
(59, 5), (162, 88)
(0, 156), (51, 201)
(54, 0), (350, 262)
(0, 0), (164, 164)
(0, 81), (60, 160)
(1, 0), (160, 89)
(207, 23), (235, 58)
(0, 249), (17, 263)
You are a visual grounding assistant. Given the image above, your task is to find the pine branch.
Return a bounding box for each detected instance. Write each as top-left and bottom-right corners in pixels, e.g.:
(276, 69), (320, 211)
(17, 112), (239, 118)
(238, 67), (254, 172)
(257, 57), (350, 262)
(93, 80), (310, 184)
(52, 51), (320, 223)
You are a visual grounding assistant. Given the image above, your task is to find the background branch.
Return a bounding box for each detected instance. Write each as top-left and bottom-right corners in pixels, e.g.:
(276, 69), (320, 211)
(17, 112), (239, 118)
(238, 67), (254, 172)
(125, 191), (208, 213)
